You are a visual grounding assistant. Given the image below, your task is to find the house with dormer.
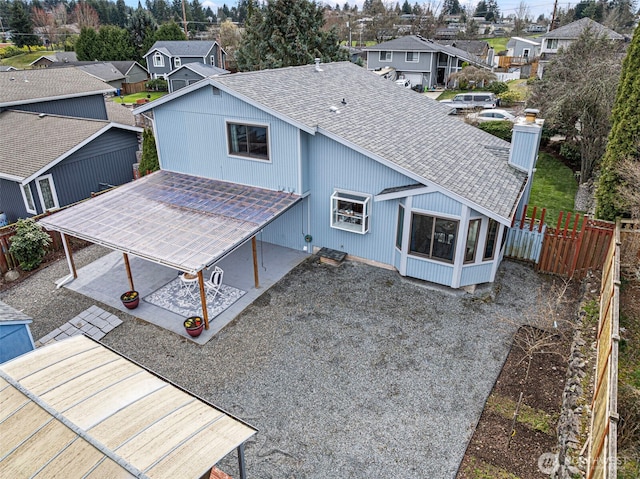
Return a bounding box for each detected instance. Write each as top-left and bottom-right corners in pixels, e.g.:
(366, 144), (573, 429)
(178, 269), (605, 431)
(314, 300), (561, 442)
(91, 61), (543, 290)
(144, 41), (227, 79)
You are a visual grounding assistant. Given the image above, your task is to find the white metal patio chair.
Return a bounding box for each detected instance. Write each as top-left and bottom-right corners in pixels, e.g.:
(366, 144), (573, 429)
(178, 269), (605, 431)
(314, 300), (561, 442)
(204, 266), (224, 302)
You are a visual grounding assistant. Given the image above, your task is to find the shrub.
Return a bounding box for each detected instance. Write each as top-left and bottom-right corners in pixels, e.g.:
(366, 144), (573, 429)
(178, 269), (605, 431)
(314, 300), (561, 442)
(139, 128), (159, 175)
(559, 141), (581, 170)
(498, 90), (525, 106)
(486, 81), (509, 95)
(478, 121), (513, 142)
(145, 78), (168, 92)
(9, 218), (52, 271)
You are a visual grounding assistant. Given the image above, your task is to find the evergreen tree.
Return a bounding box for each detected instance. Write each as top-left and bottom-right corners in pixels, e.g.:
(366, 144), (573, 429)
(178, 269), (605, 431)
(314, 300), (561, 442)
(401, 0), (411, 14)
(154, 20), (186, 41)
(596, 22), (640, 220)
(236, 0), (347, 71)
(115, 0), (128, 27)
(75, 26), (100, 60)
(485, 0), (499, 21)
(190, 0), (206, 32)
(97, 25), (135, 60)
(127, 6), (157, 60)
(474, 0), (487, 18)
(442, 0), (461, 15)
(9, 1), (41, 50)
(139, 129), (159, 176)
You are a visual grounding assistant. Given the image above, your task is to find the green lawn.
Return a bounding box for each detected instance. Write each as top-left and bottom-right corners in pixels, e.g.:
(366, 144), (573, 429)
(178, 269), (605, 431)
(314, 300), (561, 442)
(481, 37), (509, 52)
(116, 91), (167, 105)
(0, 50), (49, 69)
(529, 152), (581, 227)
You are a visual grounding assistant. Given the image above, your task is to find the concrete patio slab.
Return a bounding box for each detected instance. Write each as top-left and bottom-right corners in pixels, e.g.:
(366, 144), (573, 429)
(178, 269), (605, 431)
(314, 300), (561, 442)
(63, 240), (308, 344)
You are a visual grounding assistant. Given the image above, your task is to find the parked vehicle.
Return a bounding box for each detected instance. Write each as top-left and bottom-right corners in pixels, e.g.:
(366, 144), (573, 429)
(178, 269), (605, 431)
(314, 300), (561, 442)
(440, 92), (499, 111)
(395, 78), (411, 88)
(467, 109), (516, 123)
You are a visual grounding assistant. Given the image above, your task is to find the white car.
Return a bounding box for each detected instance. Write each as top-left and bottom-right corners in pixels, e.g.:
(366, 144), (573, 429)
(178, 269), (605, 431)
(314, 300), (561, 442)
(395, 78), (411, 88)
(467, 109), (516, 123)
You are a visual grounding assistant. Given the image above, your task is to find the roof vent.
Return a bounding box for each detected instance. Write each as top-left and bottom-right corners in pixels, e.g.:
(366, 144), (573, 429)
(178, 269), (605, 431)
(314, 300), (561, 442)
(38, 113), (46, 118)
(341, 98), (347, 105)
(329, 106), (340, 113)
(314, 58), (323, 72)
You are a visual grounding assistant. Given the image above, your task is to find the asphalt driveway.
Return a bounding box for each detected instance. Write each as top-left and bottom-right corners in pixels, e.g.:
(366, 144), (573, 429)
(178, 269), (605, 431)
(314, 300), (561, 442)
(1, 246), (552, 478)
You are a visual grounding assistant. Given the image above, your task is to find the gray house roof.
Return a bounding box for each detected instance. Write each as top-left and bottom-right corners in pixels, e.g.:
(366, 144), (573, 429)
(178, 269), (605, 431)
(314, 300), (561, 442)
(0, 66), (17, 72)
(110, 60), (148, 76)
(144, 41), (220, 58)
(0, 110), (140, 182)
(542, 17), (624, 40)
(139, 62), (526, 221)
(168, 62), (229, 78)
(105, 101), (136, 126)
(365, 35), (489, 67)
(0, 68), (114, 107)
(440, 40), (490, 56)
(0, 300), (32, 323)
(76, 62), (126, 83)
(29, 51), (78, 65)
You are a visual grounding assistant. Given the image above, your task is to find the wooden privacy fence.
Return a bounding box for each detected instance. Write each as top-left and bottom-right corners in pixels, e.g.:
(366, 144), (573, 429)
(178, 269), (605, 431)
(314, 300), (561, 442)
(587, 220), (621, 479)
(505, 205), (547, 263)
(121, 80), (147, 95)
(536, 212), (615, 279)
(0, 222), (62, 274)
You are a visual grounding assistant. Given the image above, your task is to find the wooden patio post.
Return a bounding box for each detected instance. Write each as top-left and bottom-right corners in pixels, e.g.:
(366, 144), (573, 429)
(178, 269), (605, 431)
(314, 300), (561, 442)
(251, 236), (260, 288)
(123, 253), (134, 291)
(197, 270), (210, 330)
(61, 233), (77, 279)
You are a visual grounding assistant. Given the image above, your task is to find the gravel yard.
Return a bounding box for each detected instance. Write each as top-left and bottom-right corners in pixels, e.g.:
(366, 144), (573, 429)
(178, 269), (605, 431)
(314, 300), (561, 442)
(0, 245), (556, 478)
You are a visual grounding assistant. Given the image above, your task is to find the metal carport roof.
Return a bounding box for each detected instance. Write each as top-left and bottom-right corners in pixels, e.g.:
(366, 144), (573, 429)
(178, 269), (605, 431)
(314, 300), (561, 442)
(38, 170), (301, 275)
(0, 335), (257, 478)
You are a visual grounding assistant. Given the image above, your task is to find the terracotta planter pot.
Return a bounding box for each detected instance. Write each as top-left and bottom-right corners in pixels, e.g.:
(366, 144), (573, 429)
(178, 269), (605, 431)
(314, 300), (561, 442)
(120, 291), (140, 309)
(184, 316), (204, 337)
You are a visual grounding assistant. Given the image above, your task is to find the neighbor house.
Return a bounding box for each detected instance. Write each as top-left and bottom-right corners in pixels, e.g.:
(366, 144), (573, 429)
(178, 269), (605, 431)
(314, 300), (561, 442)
(365, 35), (492, 89)
(49, 60), (149, 94)
(166, 62), (229, 93)
(144, 41), (227, 79)
(124, 61), (543, 290)
(29, 51), (78, 68)
(537, 18), (624, 77)
(0, 68), (142, 223)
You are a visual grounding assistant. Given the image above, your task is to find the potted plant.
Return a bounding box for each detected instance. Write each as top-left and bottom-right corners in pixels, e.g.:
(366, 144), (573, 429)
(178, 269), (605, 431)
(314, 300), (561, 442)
(184, 316), (204, 337)
(120, 290), (139, 309)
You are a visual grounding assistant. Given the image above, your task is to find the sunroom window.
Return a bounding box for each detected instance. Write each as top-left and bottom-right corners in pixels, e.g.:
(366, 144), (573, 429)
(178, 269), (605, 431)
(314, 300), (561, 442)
(464, 219), (481, 263)
(483, 218), (499, 260)
(409, 213), (458, 263)
(331, 190), (371, 234)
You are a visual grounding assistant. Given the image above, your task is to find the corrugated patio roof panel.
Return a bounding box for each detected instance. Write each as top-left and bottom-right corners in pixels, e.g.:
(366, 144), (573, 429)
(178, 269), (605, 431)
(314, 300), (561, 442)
(38, 170), (301, 273)
(0, 335), (257, 479)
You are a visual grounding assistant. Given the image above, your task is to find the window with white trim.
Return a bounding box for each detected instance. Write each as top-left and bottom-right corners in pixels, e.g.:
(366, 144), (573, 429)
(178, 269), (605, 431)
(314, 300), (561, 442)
(522, 48), (530, 59)
(227, 122), (269, 161)
(464, 219), (481, 263)
(395, 204), (405, 249)
(210, 55), (216, 65)
(379, 51), (392, 62)
(153, 52), (164, 67)
(174, 57), (181, 67)
(406, 51), (419, 62)
(21, 183), (36, 214)
(546, 39), (558, 50)
(331, 190), (371, 234)
(409, 213), (458, 263)
(483, 218), (499, 261)
(35, 174), (59, 211)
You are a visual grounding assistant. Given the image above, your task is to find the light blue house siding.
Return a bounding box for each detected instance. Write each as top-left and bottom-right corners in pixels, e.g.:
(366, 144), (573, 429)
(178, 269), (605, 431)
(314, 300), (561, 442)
(152, 86), (299, 192)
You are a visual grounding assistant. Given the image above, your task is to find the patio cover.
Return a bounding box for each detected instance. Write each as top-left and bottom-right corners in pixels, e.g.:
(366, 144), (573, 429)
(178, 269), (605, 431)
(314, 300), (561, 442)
(38, 170), (302, 274)
(0, 335), (257, 478)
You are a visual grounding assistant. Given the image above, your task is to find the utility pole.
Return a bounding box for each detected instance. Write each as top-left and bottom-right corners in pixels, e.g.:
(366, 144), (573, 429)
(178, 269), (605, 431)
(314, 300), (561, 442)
(550, 0), (558, 31)
(181, 0), (188, 37)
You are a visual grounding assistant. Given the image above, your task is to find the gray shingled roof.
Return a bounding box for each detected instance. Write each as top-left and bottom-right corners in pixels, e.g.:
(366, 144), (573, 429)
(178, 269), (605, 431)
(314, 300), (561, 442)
(440, 40), (489, 56)
(0, 66), (17, 72)
(172, 62), (228, 77)
(110, 60), (148, 75)
(0, 300), (32, 323)
(0, 111), (110, 181)
(145, 40), (216, 58)
(77, 62), (126, 82)
(201, 62), (525, 220)
(29, 51), (78, 65)
(542, 17), (624, 40)
(105, 101), (136, 126)
(0, 68), (114, 107)
(365, 35), (489, 67)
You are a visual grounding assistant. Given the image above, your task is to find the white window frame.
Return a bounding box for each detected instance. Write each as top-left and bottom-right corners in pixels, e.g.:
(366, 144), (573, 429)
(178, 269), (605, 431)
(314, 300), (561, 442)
(153, 52), (165, 67)
(331, 190), (371, 234)
(174, 57), (181, 68)
(379, 51), (392, 62)
(407, 212), (459, 264)
(20, 182), (37, 214)
(225, 121), (271, 162)
(210, 55), (216, 65)
(406, 51), (419, 62)
(35, 174), (60, 211)
(522, 48), (530, 58)
(546, 39), (558, 50)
